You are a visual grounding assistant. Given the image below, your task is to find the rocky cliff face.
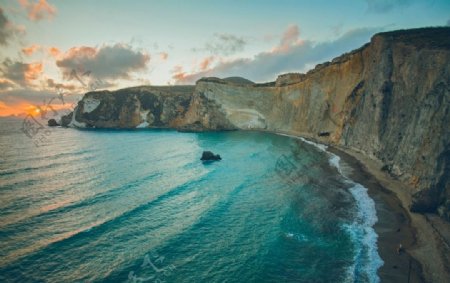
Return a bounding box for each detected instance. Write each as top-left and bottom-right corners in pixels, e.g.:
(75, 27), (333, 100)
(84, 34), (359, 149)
(63, 27), (450, 220)
(65, 85), (194, 129)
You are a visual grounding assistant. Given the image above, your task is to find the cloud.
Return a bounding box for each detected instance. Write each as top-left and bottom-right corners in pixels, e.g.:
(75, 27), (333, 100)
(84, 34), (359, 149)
(0, 78), (15, 91)
(159, 52), (168, 60)
(56, 43), (150, 80)
(22, 44), (41, 56)
(46, 78), (77, 91)
(199, 56), (215, 71)
(19, 0), (57, 21)
(0, 58), (43, 88)
(447, 19), (450, 26)
(194, 33), (247, 56)
(271, 24), (304, 53)
(47, 46), (61, 57)
(173, 26), (382, 84)
(0, 8), (25, 46)
(0, 88), (76, 117)
(365, 0), (412, 13)
(0, 8), (12, 45)
(171, 65), (187, 82)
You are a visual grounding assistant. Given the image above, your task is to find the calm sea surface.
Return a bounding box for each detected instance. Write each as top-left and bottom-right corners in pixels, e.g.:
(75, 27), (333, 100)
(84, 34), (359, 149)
(0, 117), (382, 282)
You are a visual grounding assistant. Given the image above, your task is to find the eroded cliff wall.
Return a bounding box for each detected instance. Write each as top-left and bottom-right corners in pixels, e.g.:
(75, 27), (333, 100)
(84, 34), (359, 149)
(67, 85), (194, 129)
(65, 28), (450, 219)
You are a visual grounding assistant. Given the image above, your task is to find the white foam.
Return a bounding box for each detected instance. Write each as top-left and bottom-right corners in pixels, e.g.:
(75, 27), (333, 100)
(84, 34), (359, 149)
(329, 154), (383, 283)
(288, 134), (383, 282)
(344, 183), (384, 283)
(298, 137), (328, 152)
(328, 154), (342, 174)
(276, 133), (328, 151)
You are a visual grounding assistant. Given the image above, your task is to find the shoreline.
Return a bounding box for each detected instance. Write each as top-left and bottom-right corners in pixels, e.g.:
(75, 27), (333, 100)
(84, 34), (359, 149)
(327, 147), (424, 283)
(25, 123), (449, 282)
(327, 145), (450, 283)
(266, 129), (449, 282)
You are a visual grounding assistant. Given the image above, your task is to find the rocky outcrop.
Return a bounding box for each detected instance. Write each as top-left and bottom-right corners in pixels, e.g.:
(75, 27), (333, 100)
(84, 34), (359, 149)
(48, 119), (59, 127)
(61, 85), (194, 128)
(63, 27), (450, 220)
(200, 151), (222, 161)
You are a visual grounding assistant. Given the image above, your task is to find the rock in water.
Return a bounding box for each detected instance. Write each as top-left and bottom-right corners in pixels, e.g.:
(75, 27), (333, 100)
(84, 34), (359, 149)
(48, 119), (59, 127)
(200, 151), (221, 161)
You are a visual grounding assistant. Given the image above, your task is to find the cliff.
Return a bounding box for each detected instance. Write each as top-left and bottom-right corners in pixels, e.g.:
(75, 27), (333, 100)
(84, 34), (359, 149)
(65, 85), (194, 128)
(62, 27), (450, 220)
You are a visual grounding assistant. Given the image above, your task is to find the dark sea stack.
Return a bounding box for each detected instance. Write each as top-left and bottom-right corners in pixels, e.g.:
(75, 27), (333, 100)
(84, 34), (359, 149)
(47, 119), (59, 127)
(60, 112), (73, 127)
(200, 151), (221, 161)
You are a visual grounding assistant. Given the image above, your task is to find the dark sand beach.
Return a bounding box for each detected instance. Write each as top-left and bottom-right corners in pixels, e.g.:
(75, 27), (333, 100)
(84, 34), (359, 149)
(329, 146), (450, 283)
(329, 147), (425, 282)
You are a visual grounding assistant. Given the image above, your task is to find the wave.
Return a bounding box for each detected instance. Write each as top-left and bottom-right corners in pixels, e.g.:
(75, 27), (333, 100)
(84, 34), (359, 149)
(287, 134), (383, 283)
(327, 153), (383, 283)
(0, 170), (206, 268)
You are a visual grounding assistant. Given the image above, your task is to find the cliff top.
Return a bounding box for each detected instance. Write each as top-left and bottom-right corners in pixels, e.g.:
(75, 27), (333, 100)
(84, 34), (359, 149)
(84, 85), (195, 98)
(297, 27), (450, 80)
(197, 76), (257, 86)
(375, 27), (450, 49)
(223, 77), (255, 85)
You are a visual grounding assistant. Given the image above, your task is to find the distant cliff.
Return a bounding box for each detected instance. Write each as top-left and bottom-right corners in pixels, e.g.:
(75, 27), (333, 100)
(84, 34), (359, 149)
(63, 27), (450, 220)
(64, 85), (194, 128)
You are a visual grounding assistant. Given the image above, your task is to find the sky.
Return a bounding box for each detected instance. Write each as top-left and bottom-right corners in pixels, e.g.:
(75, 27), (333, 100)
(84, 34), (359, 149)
(0, 0), (449, 116)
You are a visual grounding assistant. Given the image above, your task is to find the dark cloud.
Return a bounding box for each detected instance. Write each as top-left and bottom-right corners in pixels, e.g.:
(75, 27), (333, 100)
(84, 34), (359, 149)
(194, 33), (247, 56)
(0, 88), (81, 117)
(0, 8), (23, 46)
(56, 44), (150, 80)
(46, 78), (77, 91)
(0, 8), (10, 45)
(0, 58), (43, 87)
(174, 27), (382, 84)
(365, 0), (412, 13)
(0, 89), (61, 106)
(0, 78), (15, 90)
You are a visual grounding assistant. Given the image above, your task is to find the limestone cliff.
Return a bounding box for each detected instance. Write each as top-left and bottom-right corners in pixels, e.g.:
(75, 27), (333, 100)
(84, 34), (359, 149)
(65, 85), (194, 128)
(63, 27), (450, 220)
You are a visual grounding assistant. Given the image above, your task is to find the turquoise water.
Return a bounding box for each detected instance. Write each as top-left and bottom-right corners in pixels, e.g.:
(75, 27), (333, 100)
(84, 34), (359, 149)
(0, 118), (382, 282)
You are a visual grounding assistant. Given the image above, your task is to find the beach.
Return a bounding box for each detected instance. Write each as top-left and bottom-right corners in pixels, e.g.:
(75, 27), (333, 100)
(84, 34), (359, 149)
(271, 129), (449, 282)
(329, 146), (450, 283)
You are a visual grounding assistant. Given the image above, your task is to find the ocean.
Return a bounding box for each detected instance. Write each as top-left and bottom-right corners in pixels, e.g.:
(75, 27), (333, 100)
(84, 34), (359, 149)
(0, 117), (383, 282)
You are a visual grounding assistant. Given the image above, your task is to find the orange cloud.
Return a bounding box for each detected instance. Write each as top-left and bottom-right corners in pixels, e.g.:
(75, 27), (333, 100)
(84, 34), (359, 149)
(0, 59), (44, 88)
(47, 46), (61, 58)
(63, 46), (97, 58)
(271, 24), (304, 53)
(199, 56), (215, 71)
(22, 44), (41, 56)
(19, 0), (57, 21)
(159, 52), (168, 60)
(24, 62), (43, 83)
(171, 65), (188, 82)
